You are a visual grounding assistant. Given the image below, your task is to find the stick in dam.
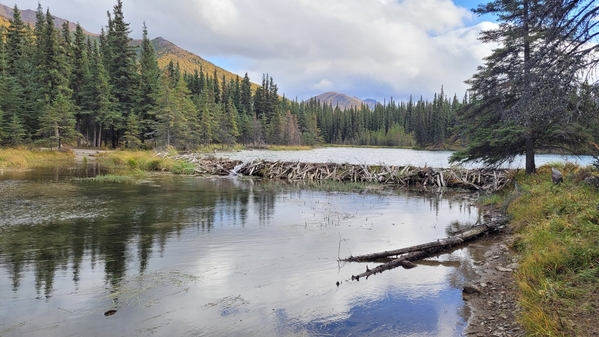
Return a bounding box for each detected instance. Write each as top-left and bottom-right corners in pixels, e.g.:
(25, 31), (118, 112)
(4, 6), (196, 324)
(345, 218), (509, 281)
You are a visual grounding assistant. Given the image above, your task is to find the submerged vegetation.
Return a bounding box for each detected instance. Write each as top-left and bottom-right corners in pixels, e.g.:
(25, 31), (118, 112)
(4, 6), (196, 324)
(498, 164), (599, 336)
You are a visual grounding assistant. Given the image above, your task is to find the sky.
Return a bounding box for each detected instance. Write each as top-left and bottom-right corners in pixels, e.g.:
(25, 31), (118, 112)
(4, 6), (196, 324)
(9, 0), (498, 102)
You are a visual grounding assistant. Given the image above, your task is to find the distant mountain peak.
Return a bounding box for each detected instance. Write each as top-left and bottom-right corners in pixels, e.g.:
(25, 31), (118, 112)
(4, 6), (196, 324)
(0, 3), (97, 35)
(312, 92), (365, 110)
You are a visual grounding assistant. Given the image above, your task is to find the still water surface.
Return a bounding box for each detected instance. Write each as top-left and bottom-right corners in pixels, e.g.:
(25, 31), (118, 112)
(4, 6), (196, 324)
(1, 163), (483, 336)
(214, 147), (594, 168)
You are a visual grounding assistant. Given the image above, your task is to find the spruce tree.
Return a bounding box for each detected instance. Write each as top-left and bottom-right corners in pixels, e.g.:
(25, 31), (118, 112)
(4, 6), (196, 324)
(451, 0), (599, 173)
(137, 22), (162, 144)
(35, 10), (76, 149)
(197, 85), (217, 145)
(106, 0), (139, 145)
(86, 41), (117, 147)
(122, 113), (142, 148)
(70, 24), (90, 146)
(37, 91), (77, 149)
(218, 98), (240, 147)
(240, 73), (252, 115)
(6, 5), (37, 137)
(37, 10), (72, 102)
(156, 73), (195, 149)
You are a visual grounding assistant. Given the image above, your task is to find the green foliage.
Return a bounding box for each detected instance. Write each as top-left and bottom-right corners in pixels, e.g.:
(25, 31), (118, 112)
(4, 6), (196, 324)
(122, 113), (142, 149)
(37, 91), (77, 149)
(171, 161), (195, 175)
(450, 0), (599, 174)
(137, 22), (162, 143)
(78, 173), (151, 184)
(4, 1), (596, 154)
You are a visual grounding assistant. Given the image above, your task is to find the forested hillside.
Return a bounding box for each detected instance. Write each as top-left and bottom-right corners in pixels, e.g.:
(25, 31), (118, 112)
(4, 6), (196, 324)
(2, 1), (598, 152)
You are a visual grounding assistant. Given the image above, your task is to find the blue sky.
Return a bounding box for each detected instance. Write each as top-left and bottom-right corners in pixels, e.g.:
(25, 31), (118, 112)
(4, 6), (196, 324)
(11, 0), (499, 102)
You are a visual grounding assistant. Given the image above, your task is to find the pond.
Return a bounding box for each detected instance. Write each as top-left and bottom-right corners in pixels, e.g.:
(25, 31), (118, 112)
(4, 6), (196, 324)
(213, 147), (594, 168)
(1, 164), (484, 336)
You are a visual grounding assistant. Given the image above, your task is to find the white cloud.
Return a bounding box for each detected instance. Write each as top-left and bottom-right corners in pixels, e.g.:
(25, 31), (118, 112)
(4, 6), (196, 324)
(12, 0), (496, 101)
(311, 79), (333, 91)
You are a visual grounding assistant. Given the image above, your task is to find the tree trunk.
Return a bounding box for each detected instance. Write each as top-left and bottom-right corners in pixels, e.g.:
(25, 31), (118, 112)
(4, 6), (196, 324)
(525, 133), (535, 174)
(345, 218), (508, 281)
(522, 0), (536, 175)
(54, 122), (61, 150)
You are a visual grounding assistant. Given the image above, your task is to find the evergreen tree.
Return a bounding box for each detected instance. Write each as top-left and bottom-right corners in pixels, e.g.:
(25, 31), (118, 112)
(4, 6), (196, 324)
(36, 9), (76, 149)
(70, 24), (90, 146)
(6, 113), (27, 146)
(37, 10), (72, 103)
(451, 0), (599, 173)
(37, 91), (77, 149)
(155, 74), (196, 149)
(196, 84), (218, 145)
(85, 41), (117, 147)
(240, 73), (252, 115)
(122, 113), (142, 148)
(6, 5), (37, 137)
(0, 27), (26, 144)
(106, 0), (139, 146)
(217, 98), (240, 147)
(137, 22), (162, 144)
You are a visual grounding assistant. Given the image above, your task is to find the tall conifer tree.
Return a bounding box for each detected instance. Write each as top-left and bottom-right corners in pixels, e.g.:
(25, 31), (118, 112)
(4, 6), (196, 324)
(137, 22), (162, 143)
(106, 0), (138, 146)
(36, 9), (76, 149)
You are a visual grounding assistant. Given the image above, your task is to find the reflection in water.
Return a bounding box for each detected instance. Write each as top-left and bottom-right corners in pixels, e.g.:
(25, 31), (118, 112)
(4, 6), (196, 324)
(0, 167), (483, 336)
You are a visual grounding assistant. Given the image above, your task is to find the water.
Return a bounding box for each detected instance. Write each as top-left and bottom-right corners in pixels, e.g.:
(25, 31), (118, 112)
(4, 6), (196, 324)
(1, 164), (481, 336)
(213, 147), (594, 168)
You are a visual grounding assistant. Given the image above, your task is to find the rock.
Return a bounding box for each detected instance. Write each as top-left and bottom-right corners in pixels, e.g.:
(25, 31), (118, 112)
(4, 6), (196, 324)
(463, 281), (483, 294)
(496, 266), (512, 272)
(506, 263), (519, 270)
(552, 167), (563, 184)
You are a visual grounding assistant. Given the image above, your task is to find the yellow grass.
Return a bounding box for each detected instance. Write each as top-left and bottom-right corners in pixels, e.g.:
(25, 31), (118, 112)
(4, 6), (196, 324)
(0, 148), (74, 168)
(267, 145), (313, 151)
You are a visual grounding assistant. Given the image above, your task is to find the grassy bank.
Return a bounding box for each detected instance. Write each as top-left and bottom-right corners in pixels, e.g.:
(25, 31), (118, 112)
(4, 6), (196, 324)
(0, 148), (74, 168)
(504, 164), (599, 336)
(96, 150), (198, 175)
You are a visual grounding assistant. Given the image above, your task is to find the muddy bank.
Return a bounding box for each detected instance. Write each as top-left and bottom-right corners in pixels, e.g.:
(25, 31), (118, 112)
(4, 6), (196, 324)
(71, 148), (111, 162)
(465, 234), (524, 336)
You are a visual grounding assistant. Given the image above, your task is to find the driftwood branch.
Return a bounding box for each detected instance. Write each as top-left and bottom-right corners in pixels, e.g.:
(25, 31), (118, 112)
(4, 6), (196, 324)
(346, 218), (508, 281)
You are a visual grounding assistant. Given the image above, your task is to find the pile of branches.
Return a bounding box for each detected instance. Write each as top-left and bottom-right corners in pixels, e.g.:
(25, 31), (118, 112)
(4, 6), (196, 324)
(158, 153), (512, 192)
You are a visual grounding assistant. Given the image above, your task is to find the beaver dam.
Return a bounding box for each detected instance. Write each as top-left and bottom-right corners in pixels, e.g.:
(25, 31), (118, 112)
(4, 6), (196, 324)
(160, 152), (512, 192)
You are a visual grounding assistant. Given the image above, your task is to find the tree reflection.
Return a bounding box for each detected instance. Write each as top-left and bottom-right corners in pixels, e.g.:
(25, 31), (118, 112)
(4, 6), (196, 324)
(0, 176), (258, 296)
(0, 175), (479, 300)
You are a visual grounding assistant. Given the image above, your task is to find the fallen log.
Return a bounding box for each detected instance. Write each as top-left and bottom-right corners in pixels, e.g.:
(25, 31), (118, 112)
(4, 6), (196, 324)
(346, 218), (508, 281)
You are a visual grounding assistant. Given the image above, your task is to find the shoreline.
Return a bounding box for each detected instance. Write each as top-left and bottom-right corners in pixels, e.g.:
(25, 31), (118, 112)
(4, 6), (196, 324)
(464, 233), (524, 336)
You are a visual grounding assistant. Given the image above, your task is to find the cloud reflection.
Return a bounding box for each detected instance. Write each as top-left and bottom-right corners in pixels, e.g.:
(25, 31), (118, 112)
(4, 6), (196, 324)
(0, 174), (479, 336)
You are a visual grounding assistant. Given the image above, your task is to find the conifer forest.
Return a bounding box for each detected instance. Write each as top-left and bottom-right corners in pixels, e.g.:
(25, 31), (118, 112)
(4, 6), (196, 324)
(1, 0), (599, 165)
